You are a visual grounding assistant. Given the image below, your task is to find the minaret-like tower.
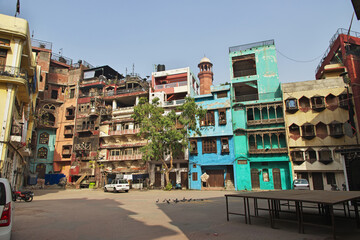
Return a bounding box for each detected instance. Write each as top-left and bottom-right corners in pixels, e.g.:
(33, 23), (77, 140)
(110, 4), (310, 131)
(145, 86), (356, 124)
(198, 56), (213, 95)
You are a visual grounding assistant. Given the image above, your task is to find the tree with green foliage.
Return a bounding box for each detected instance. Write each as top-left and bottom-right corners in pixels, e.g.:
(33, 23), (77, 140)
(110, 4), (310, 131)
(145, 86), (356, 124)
(132, 96), (206, 188)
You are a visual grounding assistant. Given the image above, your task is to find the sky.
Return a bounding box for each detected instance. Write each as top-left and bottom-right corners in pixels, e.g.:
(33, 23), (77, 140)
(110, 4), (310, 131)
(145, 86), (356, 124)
(1, 0), (359, 85)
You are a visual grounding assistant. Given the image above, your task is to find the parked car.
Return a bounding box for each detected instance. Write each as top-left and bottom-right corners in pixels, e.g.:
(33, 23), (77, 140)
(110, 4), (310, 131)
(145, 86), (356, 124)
(0, 178), (13, 240)
(293, 179), (310, 190)
(104, 179), (129, 193)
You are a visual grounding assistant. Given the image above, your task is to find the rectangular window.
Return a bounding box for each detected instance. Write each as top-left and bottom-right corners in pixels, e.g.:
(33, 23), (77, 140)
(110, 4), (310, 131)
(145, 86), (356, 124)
(218, 109), (227, 125)
(200, 111), (215, 126)
(62, 145), (72, 156)
(192, 172), (198, 181)
(189, 140), (198, 155)
(110, 149), (121, 156)
(221, 137), (229, 154)
(64, 125), (74, 137)
(232, 54), (256, 78)
(202, 138), (217, 154)
(326, 172), (336, 185)
(51, 89), (58, 99)
(217, 91), (227, 99)
(69, 88), (75, 98)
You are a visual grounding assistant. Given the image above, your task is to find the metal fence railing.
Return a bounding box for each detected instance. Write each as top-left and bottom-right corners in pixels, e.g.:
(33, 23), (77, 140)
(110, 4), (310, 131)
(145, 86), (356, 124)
(51, 53), (73, 65)
(31, 38), (52, 50)
(0, 65), (28, 80)
(229, 40), (275, 53)
(315, 28), (360, 74)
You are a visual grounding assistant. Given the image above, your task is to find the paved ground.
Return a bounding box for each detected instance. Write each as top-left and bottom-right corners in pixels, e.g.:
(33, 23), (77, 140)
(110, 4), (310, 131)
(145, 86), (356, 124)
(11, 189), (360, 240)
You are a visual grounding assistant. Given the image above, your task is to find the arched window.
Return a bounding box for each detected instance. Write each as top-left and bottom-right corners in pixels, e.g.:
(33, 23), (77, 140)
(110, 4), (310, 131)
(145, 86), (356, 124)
(39, 132), (49, 144)
(37, 147), (48, 159)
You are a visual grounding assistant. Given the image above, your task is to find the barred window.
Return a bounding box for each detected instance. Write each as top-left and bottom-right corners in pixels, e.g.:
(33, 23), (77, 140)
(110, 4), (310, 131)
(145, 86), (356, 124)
(200, 111), (215, 126)
(202, 138), (217, 154)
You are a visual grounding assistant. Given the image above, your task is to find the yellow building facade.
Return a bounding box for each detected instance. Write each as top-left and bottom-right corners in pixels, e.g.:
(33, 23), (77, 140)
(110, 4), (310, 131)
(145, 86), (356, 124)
(0, 14), (39, 189)
(282, 78), (357, 190)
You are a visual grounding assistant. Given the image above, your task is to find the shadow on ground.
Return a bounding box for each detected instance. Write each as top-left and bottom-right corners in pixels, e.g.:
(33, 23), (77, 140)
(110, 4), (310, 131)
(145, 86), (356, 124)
(13, 198), (177, 240)
(157, 196), (360, 240)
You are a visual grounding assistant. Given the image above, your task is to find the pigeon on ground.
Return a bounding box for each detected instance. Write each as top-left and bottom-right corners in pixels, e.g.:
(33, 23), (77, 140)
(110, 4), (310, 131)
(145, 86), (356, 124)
(156, 199), (159, 203)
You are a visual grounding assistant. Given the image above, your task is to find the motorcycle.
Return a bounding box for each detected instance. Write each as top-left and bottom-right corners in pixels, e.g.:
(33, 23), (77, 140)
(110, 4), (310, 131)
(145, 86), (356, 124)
(12, 190), (34, 202)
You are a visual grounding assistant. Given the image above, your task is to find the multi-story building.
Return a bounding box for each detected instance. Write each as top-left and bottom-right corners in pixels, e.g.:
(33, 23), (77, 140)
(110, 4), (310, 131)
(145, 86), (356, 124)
(98, 73), (149, 184)
(189, 84), (235, 190)
(71, 66), (122, 185)
(31, 40), (88, 180)
(229, 40), (292, 191)
(282, 78), (357, 190)
(315, 28), (360, 191)
(0, 14), (39, 189)
(149, 66), (200, 188)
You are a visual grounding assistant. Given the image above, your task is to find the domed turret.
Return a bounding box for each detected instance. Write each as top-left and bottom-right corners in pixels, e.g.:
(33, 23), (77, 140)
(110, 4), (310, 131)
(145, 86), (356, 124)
(198, 56), (213, 95)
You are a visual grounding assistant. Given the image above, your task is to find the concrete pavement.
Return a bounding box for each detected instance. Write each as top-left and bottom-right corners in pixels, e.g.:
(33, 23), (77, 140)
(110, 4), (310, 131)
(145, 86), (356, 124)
(11, 189), (360, 240)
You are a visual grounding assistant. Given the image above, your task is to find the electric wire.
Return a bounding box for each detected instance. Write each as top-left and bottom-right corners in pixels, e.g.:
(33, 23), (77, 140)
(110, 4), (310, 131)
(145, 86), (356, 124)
(276, 49), (326, 63)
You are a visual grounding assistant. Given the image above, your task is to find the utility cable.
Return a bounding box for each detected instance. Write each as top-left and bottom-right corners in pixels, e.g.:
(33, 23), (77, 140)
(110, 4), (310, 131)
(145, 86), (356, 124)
(276, 49), (325, 63)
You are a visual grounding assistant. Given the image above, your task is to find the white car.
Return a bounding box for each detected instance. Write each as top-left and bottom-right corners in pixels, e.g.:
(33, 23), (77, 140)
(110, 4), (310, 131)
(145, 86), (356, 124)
(0, 178), (13, 240)
(293, 179), (310, 190)
(104, 179), (129, 193)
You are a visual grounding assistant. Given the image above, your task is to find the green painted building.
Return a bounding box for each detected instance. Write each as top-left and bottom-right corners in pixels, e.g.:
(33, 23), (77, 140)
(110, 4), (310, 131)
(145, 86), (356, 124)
(229, 40), (292, 190)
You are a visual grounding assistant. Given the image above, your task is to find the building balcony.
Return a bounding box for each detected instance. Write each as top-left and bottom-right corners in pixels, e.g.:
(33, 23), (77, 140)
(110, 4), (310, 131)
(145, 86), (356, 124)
(154, 81), (187, 90)
(108, 128), (140, 136)
(31, 38), (53, 50)
(76, 125), (95, 132)
(247, 118), (284, 126)
(164, 99), (185, 107)
(112, 106), (134, 115)
(249, 147), (287, 154)
(74, 143), (91, 151)
(0, 65), (28, 81)
(100, 154), (143, 162)
(104, 87), (146, 97)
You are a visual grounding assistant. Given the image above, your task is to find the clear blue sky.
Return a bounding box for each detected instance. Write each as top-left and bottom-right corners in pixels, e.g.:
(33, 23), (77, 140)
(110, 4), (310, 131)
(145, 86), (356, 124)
(1, 0), (359, 85)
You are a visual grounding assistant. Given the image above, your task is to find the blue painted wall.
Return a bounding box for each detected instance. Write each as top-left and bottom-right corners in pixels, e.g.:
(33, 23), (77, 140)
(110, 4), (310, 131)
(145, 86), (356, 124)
(189, 85), (236, 190)
(30, 128), (56, 175)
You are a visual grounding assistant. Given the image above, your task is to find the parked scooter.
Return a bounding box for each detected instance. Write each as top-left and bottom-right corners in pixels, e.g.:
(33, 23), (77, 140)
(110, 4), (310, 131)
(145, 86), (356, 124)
(12, 190), (34, 202)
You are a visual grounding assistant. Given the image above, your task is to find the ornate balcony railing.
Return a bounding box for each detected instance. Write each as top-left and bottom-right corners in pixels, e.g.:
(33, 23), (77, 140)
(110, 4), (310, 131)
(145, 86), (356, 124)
(74, 143), (91, 151)
(249, 148), (287, 154)
(109, 129), (140, 136)
(104, 154), (142, 162)
(0, 65), (28, 80)
(247, 118), (284, 126)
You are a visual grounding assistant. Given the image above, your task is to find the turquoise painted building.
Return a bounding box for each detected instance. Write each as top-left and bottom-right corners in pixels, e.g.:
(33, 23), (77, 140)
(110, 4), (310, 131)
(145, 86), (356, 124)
(30, 129), (56, 178)
(188, 85), (236, 190)
(229, 40), (292, 190)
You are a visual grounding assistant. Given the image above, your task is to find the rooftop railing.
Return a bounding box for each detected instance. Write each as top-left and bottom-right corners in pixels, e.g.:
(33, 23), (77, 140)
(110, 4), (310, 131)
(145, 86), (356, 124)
(51, 53), (73, 66)
(31, 38), (52, 50)
(229, 39), (274, 53)
(315, 28), (360, 74)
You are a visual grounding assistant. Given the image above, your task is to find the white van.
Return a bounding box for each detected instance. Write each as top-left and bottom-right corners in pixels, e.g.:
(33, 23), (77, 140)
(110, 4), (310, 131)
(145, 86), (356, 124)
(0, 178), (13, 240)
